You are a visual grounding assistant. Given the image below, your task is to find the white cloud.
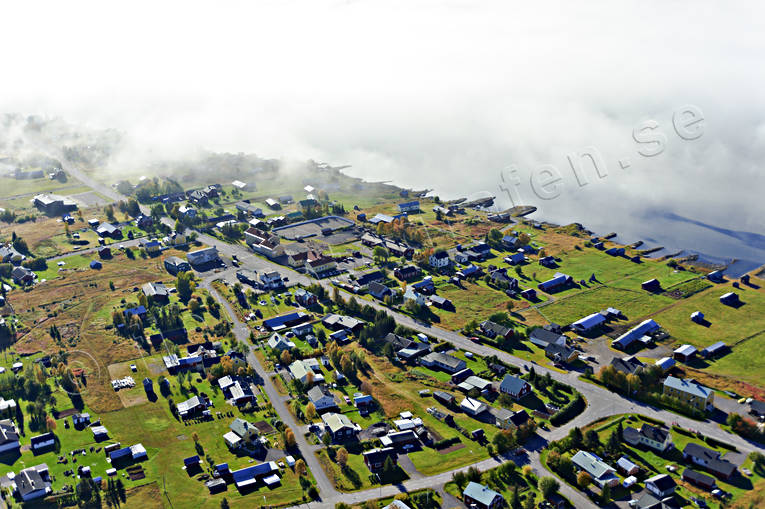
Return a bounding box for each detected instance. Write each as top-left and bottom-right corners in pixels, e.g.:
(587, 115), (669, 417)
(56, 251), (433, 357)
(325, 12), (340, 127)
(0, 0), (763, 259)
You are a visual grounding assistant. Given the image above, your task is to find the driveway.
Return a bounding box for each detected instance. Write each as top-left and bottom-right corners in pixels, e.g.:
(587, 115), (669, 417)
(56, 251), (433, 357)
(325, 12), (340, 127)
(397, 453), (424, 480)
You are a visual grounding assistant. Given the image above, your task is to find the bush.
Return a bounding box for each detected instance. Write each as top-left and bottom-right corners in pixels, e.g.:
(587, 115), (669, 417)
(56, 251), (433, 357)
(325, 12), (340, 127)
(433, 437), (461, 450)
(550, 393), (585, 426)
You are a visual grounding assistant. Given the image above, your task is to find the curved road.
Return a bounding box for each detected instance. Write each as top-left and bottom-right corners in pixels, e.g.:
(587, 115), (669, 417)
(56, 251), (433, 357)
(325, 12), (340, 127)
(57, 161), (764, 508)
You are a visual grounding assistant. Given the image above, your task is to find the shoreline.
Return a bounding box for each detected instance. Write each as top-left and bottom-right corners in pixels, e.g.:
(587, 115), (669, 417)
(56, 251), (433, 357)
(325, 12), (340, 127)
(343, 167), (764, 278)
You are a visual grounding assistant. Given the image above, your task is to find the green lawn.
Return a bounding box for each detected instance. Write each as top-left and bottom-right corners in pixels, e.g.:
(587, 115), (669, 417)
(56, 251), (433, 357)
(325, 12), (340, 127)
(704, 331), (765, 388)
(650, 282), (765, 348)
(537, 285), (674, 325)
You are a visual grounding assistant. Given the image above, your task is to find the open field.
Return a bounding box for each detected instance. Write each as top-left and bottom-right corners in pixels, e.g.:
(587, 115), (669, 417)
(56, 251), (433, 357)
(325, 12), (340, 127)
(649, 281), (765, 348)
(537, 285), (674, 325)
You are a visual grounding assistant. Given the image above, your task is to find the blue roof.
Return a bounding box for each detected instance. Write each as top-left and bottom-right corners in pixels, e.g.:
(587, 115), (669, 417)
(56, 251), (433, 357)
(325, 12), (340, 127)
(499, 375), (529, 395)
(572, 313), (607, 330)
(109, 447), (132, 461)
(263, 312), (306, 329)
(184, 455), (201, 466)
(90, 260), (102, 269)
(231, 462), (277, 483)
(398, 201), (420, 208)
(354, 395), (374, 404)
(215, 463), (229, 473)
(124, 305), (147, 316)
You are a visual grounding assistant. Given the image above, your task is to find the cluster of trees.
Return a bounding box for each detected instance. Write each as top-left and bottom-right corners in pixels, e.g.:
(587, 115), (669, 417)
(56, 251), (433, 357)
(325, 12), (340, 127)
(22, 257), (47, 271)
(727, 413), (765, 441)
(301, 200), (345, 220)
(128, 177), (184, 203)
(596, 364), (705, 419)
(491, 421), (538, 454)
(545, 424), (622, 504)
(375, 216), (426, 245)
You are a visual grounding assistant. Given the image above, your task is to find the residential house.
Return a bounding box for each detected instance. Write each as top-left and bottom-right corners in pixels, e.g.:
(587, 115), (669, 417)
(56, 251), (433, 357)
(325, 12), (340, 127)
(499, 374), (532, 400)
(492, 408), (529, 430)
(545, 343), (578, 363)
(355, 270), (385, 288)
(177, 395), (208, 419)
(267, 333), (295, 352)
(682, 443), (737, 480)
(623, 423), (673, 452)
(380, 430), (419, 450)
(224, 418), (263, 451)
(307, 385), (337, 412)
(419, 352), (466, 374)
(363, 447), (397, 472)
(245, 229), (283, 259)
(411, 276), (436, 294)
(164, 256), (190, 274)
(429, 294), (454, 310)
(394, 265), (421, 281)
(187, 247), (219, 266)
(489, 267), (519, 292)
(462, 482), (505, 509)
(262, 311), (308, 331)
(289, 359), (324, 385)
(0, 245), (25, 263)
(504, 252), (525, 265)
(369, 281), (394, 301)
(663, 376), (714, 411)
(321, 412), (360, 442)
(30, 432), (55, 452)
(139, 238), (161, 254)
(645, 474), (676, 498)
(14, 464), (52, 501)
(460, 397), (487, 416)
(682, 468), (717, 490)
(32, 193), (77, 214)
(617, 456), (640, 476)
(502, 235), (519, 250)
(0, 420), (20, 454)
(142, 282), (170, 302)
(429, 250), (450, 269)
(230, 461), (280, 490)
(529, 326), (567, 349)
(321, 314), (365, 333)
(480, 320), (513, 339)
(571, 450), (619, 488)
(398, 201), (420, 213)
(260, 271), (285, 291)
(11, 266), (35, 285)
(611, 356), (645, 375)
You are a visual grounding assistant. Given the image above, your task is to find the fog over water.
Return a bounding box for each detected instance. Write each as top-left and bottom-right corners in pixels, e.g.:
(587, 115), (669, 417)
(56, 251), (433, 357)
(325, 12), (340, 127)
(1, 1), (763, 268)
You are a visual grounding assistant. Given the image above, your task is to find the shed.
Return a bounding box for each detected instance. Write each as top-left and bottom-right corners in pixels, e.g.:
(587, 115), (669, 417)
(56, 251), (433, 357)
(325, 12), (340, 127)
(89, 260), (102, 269)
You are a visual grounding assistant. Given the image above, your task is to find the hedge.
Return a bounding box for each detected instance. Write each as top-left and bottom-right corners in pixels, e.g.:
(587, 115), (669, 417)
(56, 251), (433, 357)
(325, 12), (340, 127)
(550, 393), (585, 426)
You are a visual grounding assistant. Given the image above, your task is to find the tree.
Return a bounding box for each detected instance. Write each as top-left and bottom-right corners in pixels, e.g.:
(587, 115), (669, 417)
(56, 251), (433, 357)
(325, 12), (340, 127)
(220, 498), (230, 509)
(749, 451), (765, 470)
(601, 483), (611, 505)
(336, 447), (349, 468)
(295, 458), (307, 476)
(509, 485), (520, 509)
(176, 272), (195, 302)
(305, 402), (317, 421)
(382, 456), (396, 479)
(584, 428), (600, 450)
(284, 428), (296, 448)
(577, 471), (592, 490)
(522, 495), (535, 509)
(538, 476), (560, 499)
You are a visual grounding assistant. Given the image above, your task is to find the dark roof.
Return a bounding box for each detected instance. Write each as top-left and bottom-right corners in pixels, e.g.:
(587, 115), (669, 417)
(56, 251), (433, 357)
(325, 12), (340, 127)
(545, 342), (575, 360)
(750, 400), (765, 415)
(509, 409), (530, 427)
(639, 424), (669, 443)
(499, 375), (529, 395)
(646, 473), (676, 491)
(529, 327), (565, 345)
(611, 356), (645, 374)
(682, 468), (716, 486)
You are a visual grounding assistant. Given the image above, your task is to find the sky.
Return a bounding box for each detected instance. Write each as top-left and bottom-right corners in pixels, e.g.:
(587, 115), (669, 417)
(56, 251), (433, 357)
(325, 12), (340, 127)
(1, 1), (763, 262)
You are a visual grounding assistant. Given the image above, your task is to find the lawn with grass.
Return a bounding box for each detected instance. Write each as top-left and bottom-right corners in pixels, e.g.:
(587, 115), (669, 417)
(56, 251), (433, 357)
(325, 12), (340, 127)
(537, 285), (675, 325)
(650, 282), (765, 348)
(691, 331), (765, 394)
(430, 279), (513, 330)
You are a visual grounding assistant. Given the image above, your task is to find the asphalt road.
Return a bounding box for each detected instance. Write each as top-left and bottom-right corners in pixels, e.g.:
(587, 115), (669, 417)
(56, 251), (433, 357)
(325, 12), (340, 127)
(57, 161), (764, 509)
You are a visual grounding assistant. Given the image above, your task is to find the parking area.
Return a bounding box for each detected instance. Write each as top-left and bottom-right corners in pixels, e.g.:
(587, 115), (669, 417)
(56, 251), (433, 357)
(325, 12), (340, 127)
(272, 216), (356, 240)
